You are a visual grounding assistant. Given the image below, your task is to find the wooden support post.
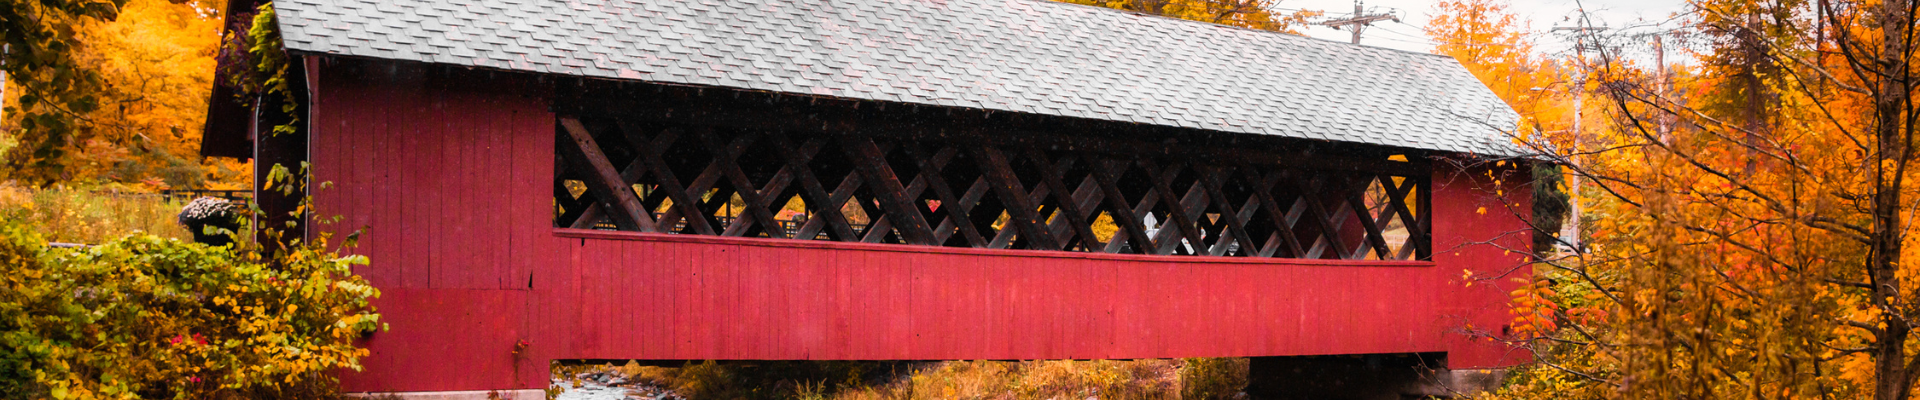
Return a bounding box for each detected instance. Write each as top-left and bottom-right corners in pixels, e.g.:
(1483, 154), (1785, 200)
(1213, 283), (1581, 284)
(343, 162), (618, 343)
(1415, 174), (1433, 259)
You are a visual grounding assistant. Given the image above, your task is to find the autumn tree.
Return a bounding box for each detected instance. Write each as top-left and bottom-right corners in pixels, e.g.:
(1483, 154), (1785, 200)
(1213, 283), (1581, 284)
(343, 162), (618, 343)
(1435, 0), (1920, 397)
(1, 0), (244, 188)
(0, 0), (127, 183)
(1424, 0), (1574, 254)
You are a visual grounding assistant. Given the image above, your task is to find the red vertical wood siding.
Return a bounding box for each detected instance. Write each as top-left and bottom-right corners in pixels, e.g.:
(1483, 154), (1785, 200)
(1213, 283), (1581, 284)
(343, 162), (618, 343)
(306, 64), (1536, 393)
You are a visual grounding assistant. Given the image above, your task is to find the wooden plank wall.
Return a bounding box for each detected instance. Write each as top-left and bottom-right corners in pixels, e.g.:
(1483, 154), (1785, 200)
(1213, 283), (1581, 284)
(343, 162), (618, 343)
(306, 60), (1535, 393)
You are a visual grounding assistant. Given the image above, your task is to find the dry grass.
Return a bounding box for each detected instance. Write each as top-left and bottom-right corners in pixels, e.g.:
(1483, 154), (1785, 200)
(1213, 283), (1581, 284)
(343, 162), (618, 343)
(0, 183), (190, 244)
(1174, 358), (1247, 400)
(559, 358), (1245, 400)
(835, 359), (1183, 400)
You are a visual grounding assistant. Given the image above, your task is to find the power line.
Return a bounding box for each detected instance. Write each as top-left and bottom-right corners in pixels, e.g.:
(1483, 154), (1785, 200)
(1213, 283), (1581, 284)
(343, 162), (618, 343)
(1315, 0), (1399, 45)
(1372, 25), (1536, 48)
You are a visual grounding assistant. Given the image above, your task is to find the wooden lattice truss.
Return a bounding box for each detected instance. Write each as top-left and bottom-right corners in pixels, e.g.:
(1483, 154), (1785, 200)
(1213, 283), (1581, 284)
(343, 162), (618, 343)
(554, 116), (1431, 260)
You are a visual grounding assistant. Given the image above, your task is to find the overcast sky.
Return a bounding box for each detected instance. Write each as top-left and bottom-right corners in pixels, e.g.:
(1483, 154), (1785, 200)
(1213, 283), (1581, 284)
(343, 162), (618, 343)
(1287, 0), (1690, 57)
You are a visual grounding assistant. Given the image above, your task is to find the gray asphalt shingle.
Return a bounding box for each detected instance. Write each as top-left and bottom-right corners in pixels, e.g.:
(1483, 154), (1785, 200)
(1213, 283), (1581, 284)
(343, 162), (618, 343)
(275, 0), (1524, 156)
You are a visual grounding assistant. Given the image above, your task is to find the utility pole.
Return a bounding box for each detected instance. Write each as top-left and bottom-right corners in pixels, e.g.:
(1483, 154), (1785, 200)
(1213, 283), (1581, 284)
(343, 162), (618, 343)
(1653, 32), (1671, 143)
(1317, 1), (1399, 45)
(1550, 19), (1606, 253)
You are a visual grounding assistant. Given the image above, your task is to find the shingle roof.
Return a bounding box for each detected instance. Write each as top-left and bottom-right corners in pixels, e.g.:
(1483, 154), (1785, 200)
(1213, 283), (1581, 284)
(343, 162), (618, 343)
(273, 0), (1525, 156)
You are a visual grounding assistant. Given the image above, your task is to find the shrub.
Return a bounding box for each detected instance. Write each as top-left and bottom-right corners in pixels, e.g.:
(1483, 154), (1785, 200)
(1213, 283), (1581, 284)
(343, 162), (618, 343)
(0, 217), (382, 399)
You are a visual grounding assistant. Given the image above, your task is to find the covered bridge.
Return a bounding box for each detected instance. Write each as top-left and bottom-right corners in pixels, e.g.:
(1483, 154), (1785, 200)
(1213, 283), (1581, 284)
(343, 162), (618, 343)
(202, 0), (1537, 397)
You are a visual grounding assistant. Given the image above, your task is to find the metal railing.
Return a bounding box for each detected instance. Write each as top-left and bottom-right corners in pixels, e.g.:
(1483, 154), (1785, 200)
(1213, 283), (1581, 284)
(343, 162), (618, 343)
(158, 189), (253, 203)
(89, 189), (253, 204)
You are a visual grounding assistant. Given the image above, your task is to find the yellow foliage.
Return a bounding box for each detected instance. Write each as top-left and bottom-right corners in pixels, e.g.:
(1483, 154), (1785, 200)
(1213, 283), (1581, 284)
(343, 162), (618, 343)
(0, 213), (380, 399)
(1442, 0), (1920, 397)
(2, 0), (248, 188)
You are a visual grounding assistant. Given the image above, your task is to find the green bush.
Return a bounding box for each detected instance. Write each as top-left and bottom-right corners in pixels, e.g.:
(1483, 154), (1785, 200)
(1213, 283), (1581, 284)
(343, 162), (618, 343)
(0, 218), (382, 400)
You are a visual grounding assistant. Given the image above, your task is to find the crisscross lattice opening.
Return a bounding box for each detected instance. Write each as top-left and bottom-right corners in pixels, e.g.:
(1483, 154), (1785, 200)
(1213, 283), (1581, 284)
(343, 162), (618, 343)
(553, 115), (1430, 260)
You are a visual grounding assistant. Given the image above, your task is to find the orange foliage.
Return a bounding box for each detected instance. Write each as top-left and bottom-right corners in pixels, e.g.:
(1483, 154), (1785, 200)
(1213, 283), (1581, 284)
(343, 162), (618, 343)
(1428, 0), (1920, 398)
(2, 0), (247, 189)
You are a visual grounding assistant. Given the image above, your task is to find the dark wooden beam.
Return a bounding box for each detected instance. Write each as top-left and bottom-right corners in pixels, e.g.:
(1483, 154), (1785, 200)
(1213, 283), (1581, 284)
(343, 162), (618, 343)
(1291, 174), (1348, 259)
(769, 131), (861, 241)
(1346, 181), (1392, 260)
(933, 177), (993, 246)
(1377, 175), (1420, 260)
(1142, 162), (1210, 255)
(906, 144), (989, 247)
(1245, 170), (1306, 258)
(693, 128), (787, 239)
(843, 137), (939, 246)
(1025, 149), (1104, 252)
(1042, 174), (1106, 250)
(1198, 167), (1260, 257)
(558, 117), (658, 232)
(1091, 159), (1156, 254)
(722, 139), (825, 238)
(613, 125), (716, 235)
(973, 146), (1061, 250)
(656, 131), (758, 231)
(863, 146), (960, 244)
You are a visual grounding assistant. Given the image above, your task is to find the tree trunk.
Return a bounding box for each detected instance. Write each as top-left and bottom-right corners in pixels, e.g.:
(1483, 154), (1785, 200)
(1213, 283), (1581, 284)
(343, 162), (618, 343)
(1869, 0), (1913, 399)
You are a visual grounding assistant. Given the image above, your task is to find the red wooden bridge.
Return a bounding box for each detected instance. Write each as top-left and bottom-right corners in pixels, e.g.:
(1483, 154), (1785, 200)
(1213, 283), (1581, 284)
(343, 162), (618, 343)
(203, 0), (1539, 397)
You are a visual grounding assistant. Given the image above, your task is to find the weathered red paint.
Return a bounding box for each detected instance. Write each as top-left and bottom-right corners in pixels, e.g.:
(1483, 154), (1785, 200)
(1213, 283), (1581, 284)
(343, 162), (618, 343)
(305, 62), (1535, 393)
